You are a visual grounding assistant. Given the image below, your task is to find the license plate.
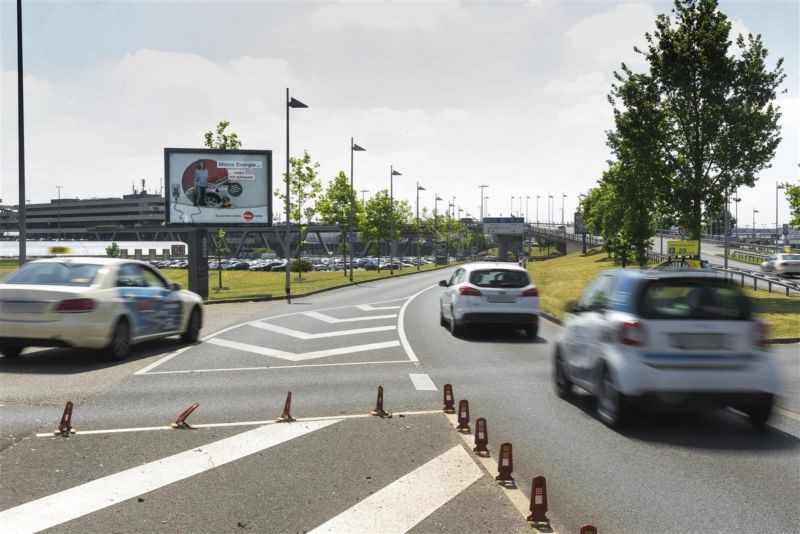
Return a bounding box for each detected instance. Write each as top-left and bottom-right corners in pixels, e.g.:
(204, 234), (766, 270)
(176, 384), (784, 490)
(1, 300), (49, 314)
(487, 295), (516, 303)
(670, 334), (728, 350)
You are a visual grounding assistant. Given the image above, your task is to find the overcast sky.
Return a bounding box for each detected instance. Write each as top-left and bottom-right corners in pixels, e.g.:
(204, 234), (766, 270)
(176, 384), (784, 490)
(1, 0), (798, 228)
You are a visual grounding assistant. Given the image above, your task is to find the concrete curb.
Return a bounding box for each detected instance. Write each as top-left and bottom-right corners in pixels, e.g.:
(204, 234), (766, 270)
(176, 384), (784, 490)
(539, 311), (563, 326)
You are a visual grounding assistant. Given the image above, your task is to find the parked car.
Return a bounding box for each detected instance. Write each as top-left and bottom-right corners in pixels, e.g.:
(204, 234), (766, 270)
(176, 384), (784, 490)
(438, 262), (539, 338)
(554, 269), (777, 429)
(761, 253), (800, 277)
(0, 258), (203, 360)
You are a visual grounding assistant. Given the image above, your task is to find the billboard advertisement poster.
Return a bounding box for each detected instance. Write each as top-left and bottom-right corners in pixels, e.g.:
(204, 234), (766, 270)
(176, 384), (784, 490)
(164, 148), (272, 226)
(483, 216), (524, 236)
(666, 240), (699, 257)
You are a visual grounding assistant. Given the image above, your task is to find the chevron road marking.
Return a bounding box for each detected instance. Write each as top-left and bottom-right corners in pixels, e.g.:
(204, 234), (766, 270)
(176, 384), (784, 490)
(355, 304), (402, 311)
(310, 445), (481, 533)
(249, 321), (396, 339)
(303, 310), (397, 323)
(2, 420), (340, 534)
(206, 337), (400, 361)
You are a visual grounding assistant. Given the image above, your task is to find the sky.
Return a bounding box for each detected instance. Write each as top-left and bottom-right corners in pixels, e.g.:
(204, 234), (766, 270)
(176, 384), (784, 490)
(1, 0), (798, 229)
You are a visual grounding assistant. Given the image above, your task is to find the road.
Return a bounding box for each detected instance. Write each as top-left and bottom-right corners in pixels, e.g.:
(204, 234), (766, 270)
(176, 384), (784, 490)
(1, 266), (799, 533)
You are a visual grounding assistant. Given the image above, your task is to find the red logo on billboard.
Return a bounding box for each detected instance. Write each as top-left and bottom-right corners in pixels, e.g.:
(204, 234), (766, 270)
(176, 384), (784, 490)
(243, 211), (254, 221)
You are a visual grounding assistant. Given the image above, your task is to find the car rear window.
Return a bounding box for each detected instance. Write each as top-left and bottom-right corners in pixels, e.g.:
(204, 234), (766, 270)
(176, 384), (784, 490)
(780, 254), (800, 260)
(469, 269), (530, 288)
(5, 263), (101, 287)
(638, 279), (750, 320)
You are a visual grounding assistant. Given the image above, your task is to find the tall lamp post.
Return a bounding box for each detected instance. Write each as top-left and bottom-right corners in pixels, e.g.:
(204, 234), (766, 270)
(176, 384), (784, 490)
(56, 185), (62, 242)
(389, 166), (401, 275)
(434, 194), (443, 256)
(510, 196), (515, 216)
(561, 194), (567, 225)
(360, 189), (369, 204)
(479, 185), (488, 220)
(536, 195), (540, 224)
(734, 195), (741, 238)
(752, 208), (759, 241)
(776, 182), (785, 250)
(17, 0), (26, 265)
(349, 139), (365, 281)
(285, 88), (308, 303)
(416, 182), (426, 270)
(548, 195), (553, 225)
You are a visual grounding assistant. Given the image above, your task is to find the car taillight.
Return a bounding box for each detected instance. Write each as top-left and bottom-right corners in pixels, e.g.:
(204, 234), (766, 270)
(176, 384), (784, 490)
(620, 320), (646, 346)
(776, 261), (787, 267)
(458, 286), (482, 296)
(55, 298), (96, 313)
(753, 321), (770, 348)
(521, 288), (539, 297)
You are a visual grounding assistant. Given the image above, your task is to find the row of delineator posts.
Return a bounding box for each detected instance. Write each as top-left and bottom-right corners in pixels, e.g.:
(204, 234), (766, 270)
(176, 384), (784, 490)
(52, 389), (598, 533)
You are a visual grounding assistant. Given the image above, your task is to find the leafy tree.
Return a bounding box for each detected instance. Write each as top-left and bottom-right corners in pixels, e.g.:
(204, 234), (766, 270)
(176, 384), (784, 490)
(784, 180), (800, 228)
(273, 150), (322, 279)
(609, 0), (785, 254)
(105, 242), (120, 258)
(251, 246), (274, 259)
(204, 121), (242, 149)
(360, 190), (412, 264)
(317, 171), (360, 275)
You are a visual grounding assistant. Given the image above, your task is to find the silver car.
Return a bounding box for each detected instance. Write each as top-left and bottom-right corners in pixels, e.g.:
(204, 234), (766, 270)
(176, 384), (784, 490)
(761, 253), (800, 277)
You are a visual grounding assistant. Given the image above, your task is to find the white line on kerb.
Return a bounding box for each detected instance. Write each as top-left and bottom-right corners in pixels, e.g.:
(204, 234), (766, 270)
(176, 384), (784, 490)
(5, 420), (340, 534)
(397, 284), (439, 363)
(138, 359), (413, 376)
(309, 445), (481, 533)
(409, 373), (438, 391)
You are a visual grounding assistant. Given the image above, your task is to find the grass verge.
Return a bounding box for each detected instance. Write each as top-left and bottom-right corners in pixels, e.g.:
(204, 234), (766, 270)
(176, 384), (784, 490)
(528, 248), (800, 339)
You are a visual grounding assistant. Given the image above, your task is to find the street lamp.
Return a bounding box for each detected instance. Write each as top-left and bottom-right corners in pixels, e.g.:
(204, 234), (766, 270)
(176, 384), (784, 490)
(776, 182), (785, 250)
(360, 189), (369, 204)
(752, 208), (759, 240)
(285, 88), (308, 303)
(389, 166), (401, 275)
(56, 185), (62, 242)
(561, 193), (567, 225)
(479, 185), (488, 220)
(434, 194), (443, 255)
(510, 195), (515, 216)
(734, 195), (741, 237)
(536, 195), (540, 224)
(349, 139), (365, 281)
(416, 182), (426, 270)
(548, 195), (553, 225)
(484, 196), (489, 217)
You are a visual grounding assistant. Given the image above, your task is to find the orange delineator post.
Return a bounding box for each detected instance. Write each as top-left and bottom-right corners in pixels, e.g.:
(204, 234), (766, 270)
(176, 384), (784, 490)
(54, 401), (75, 436)
(370, 386), (390, 418)
(443, 384), (455, 413)
(456, 399), (471, 433)
(527, 475), (549, 523)
(495, 442), (514, 484)
(579, 525), (598, 534)
(473, 417), (489, 456)
(172, 402), (200, 429)
(276, 391), (296, 422)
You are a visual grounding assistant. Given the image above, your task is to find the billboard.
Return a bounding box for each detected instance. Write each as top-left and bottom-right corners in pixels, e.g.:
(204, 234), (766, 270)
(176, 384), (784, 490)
(483, 217), (524, 236)
(666, 240), (699, 256)
(164, 148), (272, 226)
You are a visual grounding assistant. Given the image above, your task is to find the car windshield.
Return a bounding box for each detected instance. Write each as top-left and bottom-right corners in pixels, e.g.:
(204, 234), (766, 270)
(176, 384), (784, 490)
(5, 262), (101, 287)
(638, 279), (751, 320)
(469, 269), (530, 288)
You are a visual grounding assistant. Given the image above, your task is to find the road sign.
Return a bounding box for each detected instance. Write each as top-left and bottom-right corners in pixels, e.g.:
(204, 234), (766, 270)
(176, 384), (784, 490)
(171, 244), (186, 256)
(783, 224), (789, 236)
(666, 240), (699, 257)
(49, 246), (71, 255)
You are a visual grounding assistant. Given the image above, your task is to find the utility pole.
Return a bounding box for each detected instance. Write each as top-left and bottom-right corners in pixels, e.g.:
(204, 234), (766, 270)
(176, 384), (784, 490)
(56, 185), (62, 242)
(479, 185), (488, 220)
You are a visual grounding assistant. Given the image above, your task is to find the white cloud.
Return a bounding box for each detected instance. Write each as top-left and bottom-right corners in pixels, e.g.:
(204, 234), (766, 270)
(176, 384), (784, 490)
(565, 3), (655, 65)
(309, 0), (468, 32)
(542, 71), (609, 96)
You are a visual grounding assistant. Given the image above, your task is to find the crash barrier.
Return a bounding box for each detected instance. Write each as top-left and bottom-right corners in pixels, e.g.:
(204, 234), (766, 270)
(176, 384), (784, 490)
(172, 402), (200, 429)
(442, 384), (456, 413)
(473, 417), (489, 456)
(370, 385), (391, 418)
(456, 400), (471, 433)
(527, 475), (549, 524)
(495, 442), (514, 485)
(54, 401), (76, 436)
(276, 391), (296, 423)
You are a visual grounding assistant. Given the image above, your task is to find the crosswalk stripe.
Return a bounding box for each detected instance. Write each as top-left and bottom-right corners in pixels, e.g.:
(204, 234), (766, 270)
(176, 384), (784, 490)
(409, 373), (438, 391)
(249, 321), (396, 339)
(0, 420), (340, 534)
(207, 337), (401, 361)
(304, 310), (397, 323)
(310, 445), (481, 533)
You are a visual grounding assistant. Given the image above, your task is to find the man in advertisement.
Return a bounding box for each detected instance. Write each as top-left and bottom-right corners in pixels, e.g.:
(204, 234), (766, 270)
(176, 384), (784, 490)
(193, 160), (209, 207)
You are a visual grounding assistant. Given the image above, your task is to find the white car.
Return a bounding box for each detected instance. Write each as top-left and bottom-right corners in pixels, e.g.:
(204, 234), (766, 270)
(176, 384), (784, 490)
(439, 262), (539, 338)
(761, 253), (800, 277)
(554, 269), (778, 429)
(0, 258), (203, 360)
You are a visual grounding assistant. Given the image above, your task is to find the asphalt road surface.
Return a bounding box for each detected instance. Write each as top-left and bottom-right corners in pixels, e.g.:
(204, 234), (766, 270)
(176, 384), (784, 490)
(1, 266), (799, 533)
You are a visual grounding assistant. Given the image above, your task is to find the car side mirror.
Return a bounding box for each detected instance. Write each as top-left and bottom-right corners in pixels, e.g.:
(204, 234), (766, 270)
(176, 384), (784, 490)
(439, 280), (448, 287)
(565, 300), (580, 313)
(169, 282), (181, 291)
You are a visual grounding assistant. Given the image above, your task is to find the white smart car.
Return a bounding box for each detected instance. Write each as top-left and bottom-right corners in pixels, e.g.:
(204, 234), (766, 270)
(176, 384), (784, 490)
(439, 262), (540, 338)
(0, 258), (203, 360)
(554, 269), (778, 429)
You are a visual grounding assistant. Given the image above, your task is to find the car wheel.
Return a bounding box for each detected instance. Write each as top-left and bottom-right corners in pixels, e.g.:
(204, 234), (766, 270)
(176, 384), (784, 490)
(0, 345), (23, 358)
(106, 319), (131, 361)
(525, 326), (538, 339)
(181, 308), (202, 344)
(596, 365), (631, 429)
(554, 349), (573, 399)
(742, 396), (773, 429)
(449, 307), (462, 337)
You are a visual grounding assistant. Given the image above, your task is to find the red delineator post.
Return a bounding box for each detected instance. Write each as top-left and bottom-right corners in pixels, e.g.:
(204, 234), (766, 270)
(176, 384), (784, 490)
(172, 402), (200, 429)
(54, 401), (75, 436)
(579, 525), (598, 534)
(527, 476), (549, 524)
(276, 391), (296, 422)
(495, 442), (514, 484)
(456, 399), (471, 433)
(370, 386), (390, 418)
(442, 384), (455, 413)
(473, 417), (489, 456)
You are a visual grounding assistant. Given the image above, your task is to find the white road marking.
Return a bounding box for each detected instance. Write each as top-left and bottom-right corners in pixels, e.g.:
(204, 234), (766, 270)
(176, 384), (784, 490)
(249, 321), (396, 339)
(4, 420), (339, 534)
(309, 445), (481, 533)
(206, 337), (400, 362)
(775, 406), (800, 423)
(356, 304), (402, 311)
(398, 284), (439, 363)
(35, 410), (444, 438)
(140, 359), (413, 376)
(304, 310), (397, 323)
(409, 373), (438, 391)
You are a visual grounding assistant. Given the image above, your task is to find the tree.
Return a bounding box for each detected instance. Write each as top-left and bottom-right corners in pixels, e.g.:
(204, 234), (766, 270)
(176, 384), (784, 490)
(360, 190), (412, 265)
(105, 242), (120, 258)
(204, 121), (242, 149)
(316, 171), (360, 275)
(273, 150), (322, 279)
(784, 180), (800, 228)
(609, 0), (785, 255)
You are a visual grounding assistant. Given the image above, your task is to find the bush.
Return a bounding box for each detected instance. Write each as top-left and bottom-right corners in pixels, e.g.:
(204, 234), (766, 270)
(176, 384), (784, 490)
(290, 259), (313, 272)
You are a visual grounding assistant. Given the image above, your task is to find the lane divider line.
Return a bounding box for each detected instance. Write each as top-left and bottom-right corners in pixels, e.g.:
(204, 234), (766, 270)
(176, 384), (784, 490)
(304, 311), (397, 323)
(7, 420), (340, 534)
(774, 406), (800, 423)
(309, 445), (481, 533)
(139, 359), (413, 376)
(409, 373), (438, 391)
(34, 410), (445, 438)
(206, 338), (400, 362)
(249, 322), (396, 339)
(398, 284), (439, 364)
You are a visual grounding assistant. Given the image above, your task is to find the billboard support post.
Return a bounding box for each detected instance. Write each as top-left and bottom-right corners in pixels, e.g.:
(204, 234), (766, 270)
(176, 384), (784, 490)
(187, 229), (209, 300)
